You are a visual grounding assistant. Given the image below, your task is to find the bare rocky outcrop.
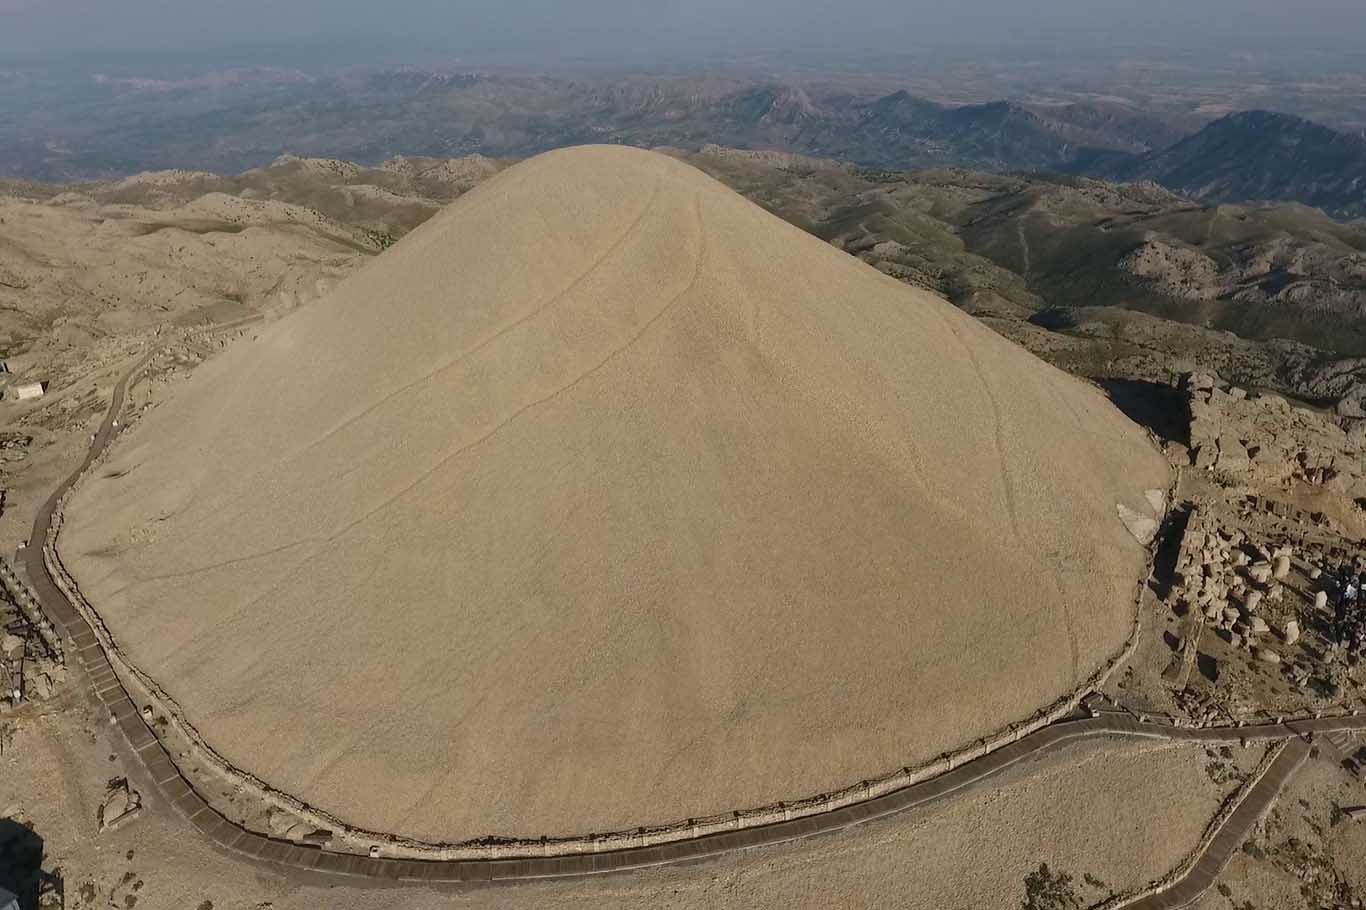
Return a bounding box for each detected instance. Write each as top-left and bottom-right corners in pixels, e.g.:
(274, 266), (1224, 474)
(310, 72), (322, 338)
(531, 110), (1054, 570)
(1119, 239), (1221, 301)
(1184, 371), (1366, 501)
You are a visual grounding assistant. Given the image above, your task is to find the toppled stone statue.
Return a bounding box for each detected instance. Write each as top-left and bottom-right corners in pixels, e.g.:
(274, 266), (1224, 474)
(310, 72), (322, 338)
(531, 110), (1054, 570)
(99, 778), (142, 831)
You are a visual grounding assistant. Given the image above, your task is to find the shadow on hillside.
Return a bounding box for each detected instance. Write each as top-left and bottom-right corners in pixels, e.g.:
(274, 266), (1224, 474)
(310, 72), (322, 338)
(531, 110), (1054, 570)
(1027, 307), (1078, 332)
(1098, 378), (1190, 448)
(1148, 503), (1193, 602)
(0, 818), (61, 910)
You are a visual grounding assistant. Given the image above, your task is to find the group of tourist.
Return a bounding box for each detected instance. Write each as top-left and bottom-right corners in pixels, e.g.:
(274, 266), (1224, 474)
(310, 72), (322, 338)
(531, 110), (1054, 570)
(1332, 564), (1366, 656)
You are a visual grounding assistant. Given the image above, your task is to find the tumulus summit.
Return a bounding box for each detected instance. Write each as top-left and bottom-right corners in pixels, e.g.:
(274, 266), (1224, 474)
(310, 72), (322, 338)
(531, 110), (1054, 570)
(60, 146), (1169, 842)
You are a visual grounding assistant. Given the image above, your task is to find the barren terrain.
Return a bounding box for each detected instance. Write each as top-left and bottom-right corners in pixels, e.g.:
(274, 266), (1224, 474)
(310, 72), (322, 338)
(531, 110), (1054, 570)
(4, 144), (1366, 909)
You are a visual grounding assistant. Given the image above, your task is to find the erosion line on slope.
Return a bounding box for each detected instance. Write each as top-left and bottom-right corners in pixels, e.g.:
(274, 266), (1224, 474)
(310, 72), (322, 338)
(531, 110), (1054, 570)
(123, 175), (672, 585)
(309, 189), (708, 551)
(102, 537), (316, 597)
(929, 304), (1083, 678)
(288, 175), (665, 463)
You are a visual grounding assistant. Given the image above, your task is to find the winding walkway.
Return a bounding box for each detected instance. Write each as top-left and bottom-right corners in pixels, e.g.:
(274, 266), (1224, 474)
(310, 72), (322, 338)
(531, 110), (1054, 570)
(20, 350), (1361, 902)
(1125, 736), (1311, 910)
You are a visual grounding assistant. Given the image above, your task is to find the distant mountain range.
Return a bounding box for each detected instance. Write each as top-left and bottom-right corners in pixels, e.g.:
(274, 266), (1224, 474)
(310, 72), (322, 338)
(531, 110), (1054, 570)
(1078, 110), (1366, 219)
(2, 67), (1364, 218)
(728, 96), (1366, 219)
(693, 87), (1188, 171)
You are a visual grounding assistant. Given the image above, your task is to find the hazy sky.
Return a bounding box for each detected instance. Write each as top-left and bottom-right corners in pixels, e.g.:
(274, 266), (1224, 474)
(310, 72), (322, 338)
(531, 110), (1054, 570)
(3, 0), (1366, 64)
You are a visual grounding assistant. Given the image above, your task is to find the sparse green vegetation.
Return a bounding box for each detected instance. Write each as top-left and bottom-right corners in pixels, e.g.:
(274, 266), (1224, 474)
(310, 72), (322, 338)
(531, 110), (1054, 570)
(363, 228), (400, 250)
(1021, 863), (1082, 910)
(1203, 747), (1246, 785)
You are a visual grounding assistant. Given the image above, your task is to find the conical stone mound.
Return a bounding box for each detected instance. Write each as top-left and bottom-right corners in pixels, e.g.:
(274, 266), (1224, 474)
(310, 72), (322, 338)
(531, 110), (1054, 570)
(62, 146), (1170, 842)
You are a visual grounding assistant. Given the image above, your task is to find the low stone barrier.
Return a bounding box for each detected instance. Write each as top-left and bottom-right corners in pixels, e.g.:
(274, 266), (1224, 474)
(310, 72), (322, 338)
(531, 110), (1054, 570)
(0, 555), (63, 661)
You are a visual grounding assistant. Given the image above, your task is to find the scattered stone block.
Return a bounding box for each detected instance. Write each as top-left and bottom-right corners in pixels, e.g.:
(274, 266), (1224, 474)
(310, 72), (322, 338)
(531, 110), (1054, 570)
(1216, 434), (1251, 471)
(285, 821), (315, 840)
(99, 779), (142, 831)
(266, 809), (296, 836)
(1118, 503), (1159, 545)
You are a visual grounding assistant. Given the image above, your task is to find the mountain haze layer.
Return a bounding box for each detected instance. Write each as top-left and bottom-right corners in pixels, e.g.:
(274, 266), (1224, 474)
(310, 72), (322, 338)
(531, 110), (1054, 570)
(0, 70), (1183, 182)
(10, 67), (1366, 218)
